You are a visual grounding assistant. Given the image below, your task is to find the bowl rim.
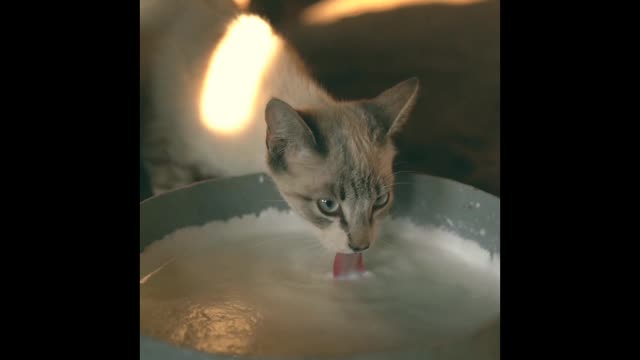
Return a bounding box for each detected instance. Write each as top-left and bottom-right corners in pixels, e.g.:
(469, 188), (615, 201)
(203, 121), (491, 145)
(139, 172), (500, 360)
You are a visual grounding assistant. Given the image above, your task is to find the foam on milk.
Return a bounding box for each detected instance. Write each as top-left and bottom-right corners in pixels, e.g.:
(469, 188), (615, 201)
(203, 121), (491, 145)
(140, 208), (500, 359)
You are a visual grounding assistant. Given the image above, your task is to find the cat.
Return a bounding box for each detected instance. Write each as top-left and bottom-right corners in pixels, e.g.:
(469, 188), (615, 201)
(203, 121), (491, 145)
(141, 0), (420, 254)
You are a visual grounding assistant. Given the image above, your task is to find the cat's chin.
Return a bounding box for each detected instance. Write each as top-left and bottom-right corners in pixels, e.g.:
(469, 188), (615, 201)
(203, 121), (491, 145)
(309, 225), (352, 254)
(322, 239), (356, 254)
(316, 236), (351, 254)
(325, 244), (353, 254)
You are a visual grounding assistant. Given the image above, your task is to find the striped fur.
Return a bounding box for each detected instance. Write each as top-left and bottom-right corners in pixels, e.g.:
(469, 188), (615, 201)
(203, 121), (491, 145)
(266, 78), (419, 254)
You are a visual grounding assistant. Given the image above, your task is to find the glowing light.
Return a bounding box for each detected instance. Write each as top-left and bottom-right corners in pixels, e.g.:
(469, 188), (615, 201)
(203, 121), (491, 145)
(169, 302), (261, 356)
(233, 0), (251, 10)
(301, 0), (485, 25)
(200, 15), (281, 135)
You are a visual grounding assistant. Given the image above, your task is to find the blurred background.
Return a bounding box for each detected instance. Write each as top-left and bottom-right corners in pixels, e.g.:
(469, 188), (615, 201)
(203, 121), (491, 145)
(140, 0), (499, 200)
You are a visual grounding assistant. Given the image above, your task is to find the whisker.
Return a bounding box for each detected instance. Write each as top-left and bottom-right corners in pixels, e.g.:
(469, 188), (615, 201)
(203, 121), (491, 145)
(378, 170), (423, 184)
(375, 238), (395, 251)
(297, 240), (326, 254)
(392, 170), (421, 176)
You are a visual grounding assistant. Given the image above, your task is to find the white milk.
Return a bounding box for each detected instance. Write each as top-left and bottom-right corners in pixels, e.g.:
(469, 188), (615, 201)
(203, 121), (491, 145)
(140, 208), (500, 359)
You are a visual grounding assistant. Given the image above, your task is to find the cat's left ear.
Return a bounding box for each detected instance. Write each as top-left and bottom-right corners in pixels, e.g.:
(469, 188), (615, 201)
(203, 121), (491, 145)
(364, 77), (420, 137)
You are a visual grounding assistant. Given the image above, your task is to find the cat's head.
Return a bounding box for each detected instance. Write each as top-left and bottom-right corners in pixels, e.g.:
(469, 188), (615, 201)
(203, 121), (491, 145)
(265, 78), (419, 254)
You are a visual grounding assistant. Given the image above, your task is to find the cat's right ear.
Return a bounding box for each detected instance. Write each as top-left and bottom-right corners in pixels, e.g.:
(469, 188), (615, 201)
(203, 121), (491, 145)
(265, 98), (318, 153)
(365, 77), (420, 137)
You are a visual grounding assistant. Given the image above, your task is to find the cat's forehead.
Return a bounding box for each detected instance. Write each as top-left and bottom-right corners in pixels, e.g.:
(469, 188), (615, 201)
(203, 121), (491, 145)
(303, 171), (391, 199)
(301, 104), (393, 173)
(307, 104), (383, 150)
(312, 103), (374, 132)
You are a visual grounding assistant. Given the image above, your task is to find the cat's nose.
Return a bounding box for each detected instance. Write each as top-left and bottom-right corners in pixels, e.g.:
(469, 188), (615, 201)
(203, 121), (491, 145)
(348, 243), (370, 252)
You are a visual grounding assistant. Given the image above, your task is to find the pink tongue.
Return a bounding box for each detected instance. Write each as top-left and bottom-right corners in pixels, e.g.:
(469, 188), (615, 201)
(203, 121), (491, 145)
(333, 252), (365, 278)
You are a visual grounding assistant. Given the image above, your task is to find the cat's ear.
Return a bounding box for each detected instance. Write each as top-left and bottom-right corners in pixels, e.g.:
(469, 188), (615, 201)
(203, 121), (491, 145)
(365, 77), (420, 137)
(265, 98), (319, 153)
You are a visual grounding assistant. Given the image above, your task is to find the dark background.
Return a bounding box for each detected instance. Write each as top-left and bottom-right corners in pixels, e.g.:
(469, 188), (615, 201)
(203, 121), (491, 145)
(140, 0), (499, 200)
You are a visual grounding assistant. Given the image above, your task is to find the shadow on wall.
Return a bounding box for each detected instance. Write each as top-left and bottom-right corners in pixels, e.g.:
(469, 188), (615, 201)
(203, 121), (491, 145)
(251, 0), (500, 196)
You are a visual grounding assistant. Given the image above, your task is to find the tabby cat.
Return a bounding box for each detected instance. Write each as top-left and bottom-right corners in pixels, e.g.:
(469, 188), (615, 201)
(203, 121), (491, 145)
(141, 0), (419, 253)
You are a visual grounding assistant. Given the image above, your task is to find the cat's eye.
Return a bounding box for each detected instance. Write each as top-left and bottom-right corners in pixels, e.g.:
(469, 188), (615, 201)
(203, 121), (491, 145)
(374, 193), (390, 209)
(317, 198), (340, 215)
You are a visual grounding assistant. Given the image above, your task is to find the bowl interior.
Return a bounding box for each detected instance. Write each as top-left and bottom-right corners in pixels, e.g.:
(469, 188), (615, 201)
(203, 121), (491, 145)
(140, 173), (500, 360)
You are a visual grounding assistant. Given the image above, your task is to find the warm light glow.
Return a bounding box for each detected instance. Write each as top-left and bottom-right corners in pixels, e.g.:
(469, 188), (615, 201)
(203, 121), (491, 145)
(233, 0), (251, 10)
(301, 0), (485, 25)
(200, 15), (281, 135)
(170, 302), (261, 356)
